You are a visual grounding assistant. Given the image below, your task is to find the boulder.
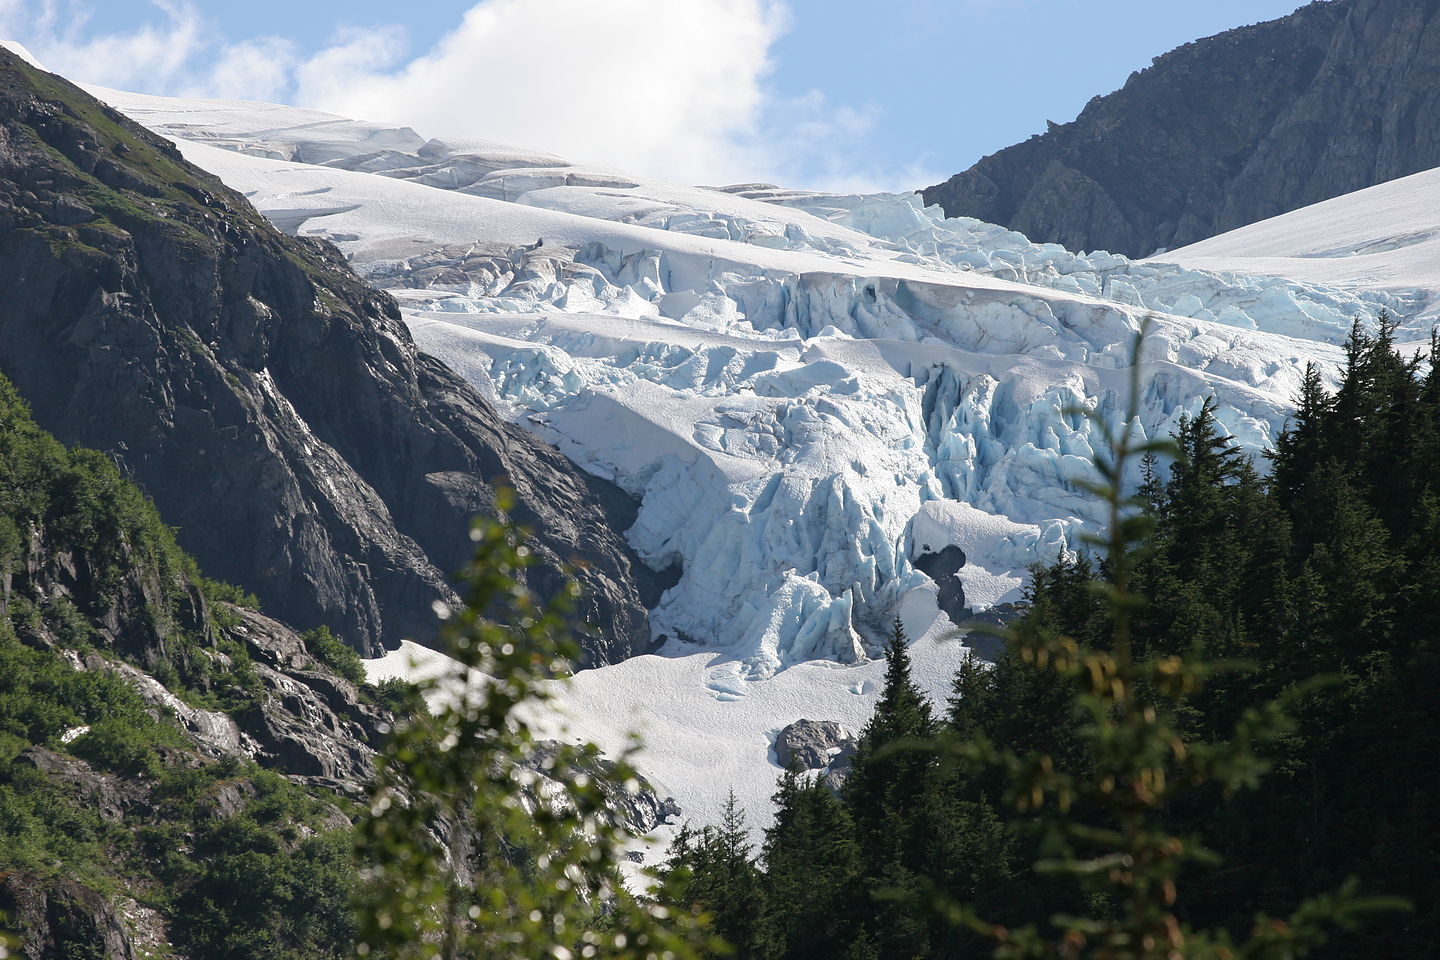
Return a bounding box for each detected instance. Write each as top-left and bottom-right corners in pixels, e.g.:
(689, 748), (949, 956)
(774, 719), (856, 773)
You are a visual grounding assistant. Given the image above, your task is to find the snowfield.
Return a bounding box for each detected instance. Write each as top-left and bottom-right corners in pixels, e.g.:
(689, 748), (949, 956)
(365, 630), (967, 859)
(77, 77), (1440, 837)
(1154, 164), (1440, 300)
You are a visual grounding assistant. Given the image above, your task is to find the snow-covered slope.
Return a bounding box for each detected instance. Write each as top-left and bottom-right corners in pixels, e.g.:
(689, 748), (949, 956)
(365, 633), (967, 858)
(1154, 164), (1440, 313)
(75, 80), (1440, 838)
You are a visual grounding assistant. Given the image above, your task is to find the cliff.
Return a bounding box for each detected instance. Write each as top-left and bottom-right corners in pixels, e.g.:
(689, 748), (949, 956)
(0, 48), (656, 660)
(923, 0), (1440, 257)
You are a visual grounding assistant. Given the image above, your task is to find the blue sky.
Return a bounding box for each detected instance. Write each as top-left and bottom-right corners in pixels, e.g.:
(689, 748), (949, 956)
(3, 0), (1309, 190)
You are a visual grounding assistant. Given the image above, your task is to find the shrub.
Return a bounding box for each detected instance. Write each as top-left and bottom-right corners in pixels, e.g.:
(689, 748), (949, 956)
(299, 626), (366, 686)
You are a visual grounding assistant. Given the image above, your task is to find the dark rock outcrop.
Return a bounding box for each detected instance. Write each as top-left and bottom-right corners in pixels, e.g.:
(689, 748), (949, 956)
(913, 545), (968, 626)
(923, 0), (1440, 257)
(773, 718), (856, 791)
(13, 747), (145, 824)
(0, 874), (138, 960)
(774, 718), (854, 771)
(0, 49), (653, 660)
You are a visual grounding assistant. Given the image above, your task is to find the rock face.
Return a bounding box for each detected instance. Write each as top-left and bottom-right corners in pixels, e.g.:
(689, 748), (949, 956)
(774, 718), (857, 790)
(913, 545), (967, 626)
(923, 0), (1440, 257)
(0, 485), (387, 959)
(1, 874), (139, 960)
(0, 49), (653, 660)
(0, 363), (669, 959)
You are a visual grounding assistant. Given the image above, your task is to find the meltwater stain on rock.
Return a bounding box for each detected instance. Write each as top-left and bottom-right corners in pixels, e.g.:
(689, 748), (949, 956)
(912, 545), (968, 627)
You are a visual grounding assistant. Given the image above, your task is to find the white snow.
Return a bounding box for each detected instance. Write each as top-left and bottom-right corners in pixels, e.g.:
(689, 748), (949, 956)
(1155, 165), (1440, 314)
(78, 79), (1440, 838)
(365, 619), (968, 852)
(0, 40), (44, 68)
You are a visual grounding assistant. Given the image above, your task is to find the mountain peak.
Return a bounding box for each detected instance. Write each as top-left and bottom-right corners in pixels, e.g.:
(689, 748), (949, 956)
(922, 0), (1440, 257)
(0, 47), (657, 661)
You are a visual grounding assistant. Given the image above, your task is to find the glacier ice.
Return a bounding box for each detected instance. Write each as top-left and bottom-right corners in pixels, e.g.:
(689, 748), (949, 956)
(88, 85), (1436, 680)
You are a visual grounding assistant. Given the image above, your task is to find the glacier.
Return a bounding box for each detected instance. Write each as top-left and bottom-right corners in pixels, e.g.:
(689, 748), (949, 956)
(81, 83), (1440, 681)
(63, 77), (1440, 842)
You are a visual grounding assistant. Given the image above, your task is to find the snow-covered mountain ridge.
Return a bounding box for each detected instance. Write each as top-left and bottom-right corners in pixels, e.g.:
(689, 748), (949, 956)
(81, 83), (1440, 684)
(1156, 162), (1440, 298)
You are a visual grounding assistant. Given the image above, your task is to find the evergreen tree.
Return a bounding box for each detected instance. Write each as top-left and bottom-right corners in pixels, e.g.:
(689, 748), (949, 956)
(661, 792), (766, 959)
(843, 619), (940, 958)
(928, 333), (1400, 959)
(845, 618), (936, 863)
(759, 771), (865, 960)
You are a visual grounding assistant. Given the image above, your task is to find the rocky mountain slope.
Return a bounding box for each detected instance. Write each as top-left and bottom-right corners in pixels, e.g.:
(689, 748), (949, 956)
(923, 0), (1440, 257)
(0, 368), (679, 958)
(0, 48), (656, 661)
(0, 368), (384, 957)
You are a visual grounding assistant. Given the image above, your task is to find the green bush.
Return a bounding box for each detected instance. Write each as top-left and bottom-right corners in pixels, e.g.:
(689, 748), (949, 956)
(299, 626), (366, 686)
(69, 718), (163, 779)
(370, 676), (422, 716)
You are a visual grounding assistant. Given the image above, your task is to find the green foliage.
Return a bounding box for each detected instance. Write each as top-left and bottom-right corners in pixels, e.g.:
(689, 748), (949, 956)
(171, 780), (357, 960)
(661, 793), (766, 958)
(356, 488), (715, 960)
(0, 369), (259, 648)
(301, 626), (366, 686)
(845, 618), (937, 858)
(0, 364), (361, 958)
(840, 618), (950, 958)
(990, 314), (1440, 956)
(679, 319), (1429, 960)
(758, 772), (866, 960)
(370, 676), (423, 716)
(0, 625), (172, 761)
(200, 575), (261, 629)
(0, 375), (182, 612)
(927, 323), (1409, 958)
(69, 717), (164, 779)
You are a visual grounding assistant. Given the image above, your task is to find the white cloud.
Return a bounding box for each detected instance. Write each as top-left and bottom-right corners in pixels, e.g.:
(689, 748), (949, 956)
(185, 35), (300, 103)
(293, 0), (786, 185)
(1, 0), (932, 191)
(2, 0), (206, 92)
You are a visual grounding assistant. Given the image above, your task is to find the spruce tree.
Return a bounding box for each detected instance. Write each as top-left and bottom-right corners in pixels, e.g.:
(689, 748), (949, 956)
(845, 617), (935, 863)
(660, 792), (766, 958)
(843, 618), (940, 958)
(759, 771), (865, 960)
(926, 328), (1400, 959)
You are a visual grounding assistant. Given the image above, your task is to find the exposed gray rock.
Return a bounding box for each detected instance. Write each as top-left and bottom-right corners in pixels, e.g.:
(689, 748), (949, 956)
(235, 662), (378, 793)
(196, 778), (259, 821)
(923, 0), (1440, 258)
(913, 545), (968, 627)
(98, 657), (253, 760)
(960, 602), (1024, 660)
(532, 741), (682, 836)
(0, 49), (653, 662)
(774, 718), (857, 775)
(822, 749), (856, 793)
(12, 748), (144, 824)
(0, 874), (137, 960)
